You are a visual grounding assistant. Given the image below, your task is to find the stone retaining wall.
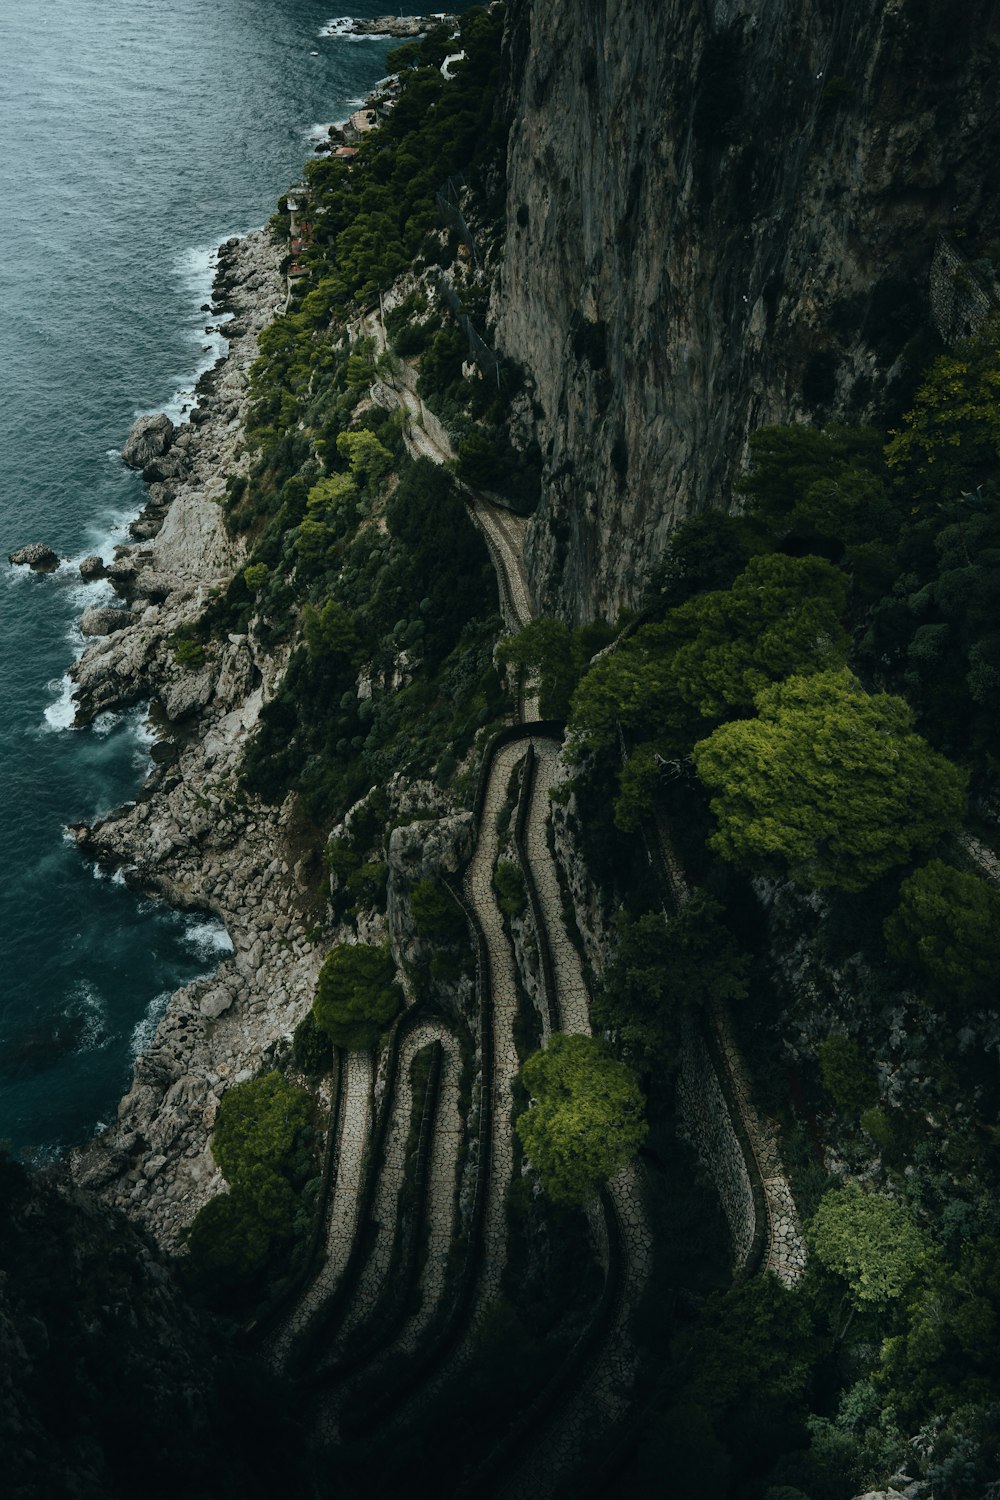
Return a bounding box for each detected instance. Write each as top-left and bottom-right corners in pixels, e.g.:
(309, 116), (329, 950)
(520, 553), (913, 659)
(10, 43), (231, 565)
(676, 1018), (757, 1272)
(930, 236), (999, 346)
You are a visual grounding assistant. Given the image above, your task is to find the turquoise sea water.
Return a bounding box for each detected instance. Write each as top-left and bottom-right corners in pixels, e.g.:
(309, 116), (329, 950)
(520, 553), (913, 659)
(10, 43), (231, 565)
(0, 0), (434, 1158)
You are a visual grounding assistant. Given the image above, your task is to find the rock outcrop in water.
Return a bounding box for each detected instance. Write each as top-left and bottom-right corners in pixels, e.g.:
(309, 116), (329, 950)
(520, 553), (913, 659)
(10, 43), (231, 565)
(496, 0), (1000, 621)
(120, 411), (175, 471)
(8, 542), (59, 572)
(78, 554), (108, 582)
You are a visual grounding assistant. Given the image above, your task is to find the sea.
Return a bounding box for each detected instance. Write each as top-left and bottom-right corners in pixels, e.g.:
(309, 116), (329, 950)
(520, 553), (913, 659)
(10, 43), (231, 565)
(0, 0), (461, 1160)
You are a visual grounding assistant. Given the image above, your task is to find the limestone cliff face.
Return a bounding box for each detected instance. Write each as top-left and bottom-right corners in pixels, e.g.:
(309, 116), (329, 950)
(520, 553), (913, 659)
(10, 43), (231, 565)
(496, 0), (1000, 621)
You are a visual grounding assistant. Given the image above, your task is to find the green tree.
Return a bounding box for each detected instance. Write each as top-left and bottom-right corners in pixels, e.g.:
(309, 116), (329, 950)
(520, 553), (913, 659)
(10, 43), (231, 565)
(493, 859), (527, 918)
(593, 893), (749, 1066)
(410, 876), (467, 945)
(644, 510), (763, 611)
(886, 332), (1000, 505)
(884, 858), (1000, 1007)
(184, 1187), (274, 1284)
(210, 1070), (313, 1193)
(243, 562), (269, 593)
(678, 1274), (818, 1432)
(499, 617), (614, 720)
(313, 942), (403, 1051)
(809, 1182), (928, 1307)
(516, 1033), (647, 1205)
(817, 1034), (879, 1117)
(880, 1236), (1000, 1422)
(569, 552), (850, 813)
(738, 423), (896, 548)
(336, 427), (393, 485)
(292, 1009), (334, 1079)
(302, 597), (360, 662)
(692, 670), (967, 891)
(666, 552), (850, 722)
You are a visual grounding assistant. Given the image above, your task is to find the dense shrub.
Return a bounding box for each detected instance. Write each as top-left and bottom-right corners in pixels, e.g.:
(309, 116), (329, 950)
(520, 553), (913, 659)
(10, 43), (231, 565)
(493, 859), (527, 918)
(517, 1033), (647, 1205)
(817, 1034), (879, 1117)
(692, 670), (966, 890)
(884, 858), (1000, 1007)
(184, 1071), (315, 1307)
(313, 943), (403, 1051)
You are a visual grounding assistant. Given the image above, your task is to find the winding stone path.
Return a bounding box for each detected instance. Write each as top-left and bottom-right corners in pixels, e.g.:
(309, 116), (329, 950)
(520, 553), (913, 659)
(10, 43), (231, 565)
(523, 737), (591, 1036)
(368, 331), (656, 1487)
(709, 1003), (807, 1286)
(465, 743), (530, 1310)
(279, 308), (802, 1489)
(499, 736), (654, 1499)
(396, 1026), (463, 1354)
(339, 1019), (461, 1345)
(269, 1048), (373, 1366)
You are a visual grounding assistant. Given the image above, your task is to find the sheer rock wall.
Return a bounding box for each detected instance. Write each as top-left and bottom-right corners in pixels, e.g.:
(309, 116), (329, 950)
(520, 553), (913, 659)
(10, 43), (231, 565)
(496, 0), (1000, 621)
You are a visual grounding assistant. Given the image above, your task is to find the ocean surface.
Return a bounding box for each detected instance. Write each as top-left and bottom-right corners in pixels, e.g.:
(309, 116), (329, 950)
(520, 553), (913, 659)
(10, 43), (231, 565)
(0, 0), (447, 1159)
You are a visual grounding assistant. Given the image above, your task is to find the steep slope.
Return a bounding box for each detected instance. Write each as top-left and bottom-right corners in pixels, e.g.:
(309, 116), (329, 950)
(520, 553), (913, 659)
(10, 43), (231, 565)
(497, 0), (1000, 619)
(0, 1156), (303, 1500)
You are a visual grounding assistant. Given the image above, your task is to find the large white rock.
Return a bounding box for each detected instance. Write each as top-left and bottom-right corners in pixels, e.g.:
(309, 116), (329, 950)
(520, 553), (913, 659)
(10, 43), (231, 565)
(121, 412), (174, 470)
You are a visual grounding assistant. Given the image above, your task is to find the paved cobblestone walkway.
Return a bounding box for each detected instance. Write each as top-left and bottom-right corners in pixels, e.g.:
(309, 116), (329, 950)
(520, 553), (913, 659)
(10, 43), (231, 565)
(466, 741), (530, 1311)
(339, 1023), (445, 1339)
(397, 1026), (463, 1353)
(710, 1004), (807, 1286)
(270, 1048), (373, 1366)
(500, 738), (655, 1499)
(278, 315), (806, 1487)
(524, 737), (591, 1036)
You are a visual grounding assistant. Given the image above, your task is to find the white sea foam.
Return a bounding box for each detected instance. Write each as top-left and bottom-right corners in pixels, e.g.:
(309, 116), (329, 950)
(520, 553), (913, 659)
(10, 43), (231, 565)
(91, 710), (121, 737)
(67, 980), (110, 1052)
(110, 868), (128, 886)
(319, 17), (398, 40)
(43, 673), (78, 732)
(183, 918), (234, 958)
(305, 98), (366, 141)
(130, 989), (170, 1058)
(161, 253), (229, 424)
(129, 711), (157, 770)
(129, 710), (156, 747)
(63, 577), (115, 616)
(156, 235), (247, 425)
(70, 500), (136, 571)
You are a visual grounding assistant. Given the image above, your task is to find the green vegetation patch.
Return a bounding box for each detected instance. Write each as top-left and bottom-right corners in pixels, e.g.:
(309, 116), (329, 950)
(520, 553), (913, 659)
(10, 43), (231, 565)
(516, 1032), (647, 1205)
(593, 892), (749, 1068)
(184, 1071), (316, 1308)
(313, 942), (403, 1051)
(885, 857), (1000, 1007)
(692, 670), (966, 891)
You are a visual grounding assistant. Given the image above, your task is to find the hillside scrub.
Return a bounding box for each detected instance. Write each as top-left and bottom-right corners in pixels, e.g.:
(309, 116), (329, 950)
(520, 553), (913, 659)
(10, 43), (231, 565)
(184, 1072), (316, 1307)
(313, 942), (403, 1051)
(516, 1033), (647, 1205)
(692, 670), (966, 891)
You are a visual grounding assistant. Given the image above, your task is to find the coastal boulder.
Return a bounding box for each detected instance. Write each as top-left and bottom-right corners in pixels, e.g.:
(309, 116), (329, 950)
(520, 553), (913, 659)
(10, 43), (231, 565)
(142, 451), (188, 484)
(200, 986), (234, 1021)
(121, 412), (174, 470)
(78, 555), (107, 581)
(161, 664), (216, 722)
(80, 606), (132, 637)
(8, 543), (59, 572)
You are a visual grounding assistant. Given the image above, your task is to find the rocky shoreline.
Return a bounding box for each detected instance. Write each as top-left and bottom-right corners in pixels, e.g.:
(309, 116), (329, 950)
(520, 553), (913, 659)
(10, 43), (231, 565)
(68, 229), (326, 1247)
(327, 14), (456, 39)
